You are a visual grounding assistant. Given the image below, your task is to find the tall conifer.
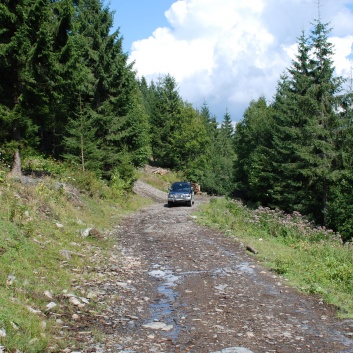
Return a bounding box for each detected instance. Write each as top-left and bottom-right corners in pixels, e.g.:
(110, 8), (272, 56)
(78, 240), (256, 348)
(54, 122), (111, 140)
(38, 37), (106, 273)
(271, 20), (344, 223)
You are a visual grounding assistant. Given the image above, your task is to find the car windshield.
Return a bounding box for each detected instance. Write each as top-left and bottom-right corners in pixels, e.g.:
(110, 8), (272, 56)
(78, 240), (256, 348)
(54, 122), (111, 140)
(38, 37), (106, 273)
(171, 183), (190, 192)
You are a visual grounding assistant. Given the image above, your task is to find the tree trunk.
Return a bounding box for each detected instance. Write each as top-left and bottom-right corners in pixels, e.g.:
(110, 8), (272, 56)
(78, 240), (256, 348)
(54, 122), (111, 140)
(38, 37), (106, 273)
(10, 149), (22, 178)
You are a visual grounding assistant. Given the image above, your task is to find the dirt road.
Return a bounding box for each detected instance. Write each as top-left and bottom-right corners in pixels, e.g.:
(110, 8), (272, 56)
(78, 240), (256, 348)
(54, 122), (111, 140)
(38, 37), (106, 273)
(72, 181), (353, 353)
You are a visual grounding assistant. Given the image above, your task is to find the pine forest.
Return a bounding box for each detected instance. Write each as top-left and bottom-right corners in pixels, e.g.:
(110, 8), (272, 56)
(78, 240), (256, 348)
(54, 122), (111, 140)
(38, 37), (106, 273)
(1, 1), (353, 241)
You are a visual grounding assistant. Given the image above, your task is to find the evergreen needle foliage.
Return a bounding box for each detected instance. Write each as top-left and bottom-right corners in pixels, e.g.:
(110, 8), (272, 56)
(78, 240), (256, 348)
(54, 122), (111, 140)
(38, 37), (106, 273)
(234, 18), (353, 240)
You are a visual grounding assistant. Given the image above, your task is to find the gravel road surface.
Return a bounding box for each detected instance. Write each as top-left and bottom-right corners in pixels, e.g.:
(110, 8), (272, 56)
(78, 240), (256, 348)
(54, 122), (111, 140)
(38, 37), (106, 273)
(65, 181), (353, 353)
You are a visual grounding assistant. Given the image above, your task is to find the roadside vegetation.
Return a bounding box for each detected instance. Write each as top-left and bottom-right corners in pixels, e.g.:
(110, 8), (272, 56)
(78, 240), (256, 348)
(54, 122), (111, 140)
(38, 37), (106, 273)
(0, 159), (151, 352)
(195, 197), (353, 318)
(136, 166), (185, 192)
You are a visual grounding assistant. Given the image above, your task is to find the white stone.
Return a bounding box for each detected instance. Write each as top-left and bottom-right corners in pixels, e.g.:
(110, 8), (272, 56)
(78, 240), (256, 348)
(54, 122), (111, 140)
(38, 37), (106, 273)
(69, 297), (82, 306)
(142, 322), (173, 331)
(60, 250), (71, 260)
(79, 297), (89, 304)
(211, 348), (254, 353)
(6, 274), (16, 286)
(46, 302), (57, 310)
(44, 290), (53, 299)
(26, 306), (42, 314)
(81, 227), (92, 238)
(10, 322), (19, 330)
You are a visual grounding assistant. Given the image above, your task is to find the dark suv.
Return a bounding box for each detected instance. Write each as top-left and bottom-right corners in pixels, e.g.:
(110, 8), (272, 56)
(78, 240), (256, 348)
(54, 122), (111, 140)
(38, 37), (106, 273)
(167, 182), (194, 207)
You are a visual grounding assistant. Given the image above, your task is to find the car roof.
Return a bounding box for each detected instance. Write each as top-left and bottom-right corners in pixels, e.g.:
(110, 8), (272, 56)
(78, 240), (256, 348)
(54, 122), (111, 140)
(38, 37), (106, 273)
(172, 182), (190, 186)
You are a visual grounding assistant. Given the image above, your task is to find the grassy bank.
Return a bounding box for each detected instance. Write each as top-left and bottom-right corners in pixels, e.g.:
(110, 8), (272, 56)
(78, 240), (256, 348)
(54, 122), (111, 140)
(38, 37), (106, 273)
(195, 197), (353, 318)
(136, 166), (185, 192)
(0, 162), (151, 352)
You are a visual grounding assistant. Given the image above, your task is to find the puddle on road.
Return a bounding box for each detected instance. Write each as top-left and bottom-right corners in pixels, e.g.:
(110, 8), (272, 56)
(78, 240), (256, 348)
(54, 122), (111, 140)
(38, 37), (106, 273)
(147, 265), (184, 339)
(145, 262), (255, 342)
(146, 262), (255, 334)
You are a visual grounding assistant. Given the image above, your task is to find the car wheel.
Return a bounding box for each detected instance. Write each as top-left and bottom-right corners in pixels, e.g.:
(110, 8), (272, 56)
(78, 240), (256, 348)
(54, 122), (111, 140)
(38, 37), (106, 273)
(187, 200), (192, 207)
(168, 202), (173, 207)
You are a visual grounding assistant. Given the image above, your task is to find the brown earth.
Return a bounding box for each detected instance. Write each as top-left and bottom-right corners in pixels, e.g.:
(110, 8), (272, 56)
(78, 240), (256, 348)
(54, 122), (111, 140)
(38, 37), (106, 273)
(63, 180), (353, 353)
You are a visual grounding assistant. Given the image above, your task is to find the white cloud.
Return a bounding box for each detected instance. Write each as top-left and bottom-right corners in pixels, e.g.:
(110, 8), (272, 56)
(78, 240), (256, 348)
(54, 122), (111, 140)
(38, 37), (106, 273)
(129, 0), (353, 121)
(331, 36), (353, 77)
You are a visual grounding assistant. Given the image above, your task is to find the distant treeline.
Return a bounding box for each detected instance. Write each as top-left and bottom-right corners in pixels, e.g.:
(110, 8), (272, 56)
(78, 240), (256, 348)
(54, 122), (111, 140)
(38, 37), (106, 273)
(1, 1), (352, 240)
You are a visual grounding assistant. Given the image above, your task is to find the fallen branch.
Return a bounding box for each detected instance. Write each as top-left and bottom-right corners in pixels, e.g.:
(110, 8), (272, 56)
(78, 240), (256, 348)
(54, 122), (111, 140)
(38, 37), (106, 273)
(246, 245), (258, 254)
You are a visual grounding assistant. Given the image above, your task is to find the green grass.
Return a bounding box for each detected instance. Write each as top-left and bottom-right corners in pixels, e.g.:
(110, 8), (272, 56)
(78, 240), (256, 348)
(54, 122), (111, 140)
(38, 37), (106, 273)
(0, 164), (150, 352)
(136, 167), (185, 192)
(195, 197), (353, 317)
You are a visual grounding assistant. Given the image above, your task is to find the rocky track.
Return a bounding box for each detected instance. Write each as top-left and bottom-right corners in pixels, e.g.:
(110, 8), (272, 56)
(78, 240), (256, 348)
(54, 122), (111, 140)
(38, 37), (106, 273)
(65, 181), (353, 353)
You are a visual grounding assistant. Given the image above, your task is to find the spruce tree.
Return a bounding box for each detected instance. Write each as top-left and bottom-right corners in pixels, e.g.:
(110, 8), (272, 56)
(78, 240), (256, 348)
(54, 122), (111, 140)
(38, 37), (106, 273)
(62, 0), (147, 176)
(270, 32), (315, 212)
(63, 93), (103, 173)
(149, 74), (183, 167)
(0, 0), (64, 175)
(195, 103), (220, 193)
(169, 103), (209, 174)
(234, 97), (275, 202)
(271, 20), (344, 223)
(213, 110), (236, 195)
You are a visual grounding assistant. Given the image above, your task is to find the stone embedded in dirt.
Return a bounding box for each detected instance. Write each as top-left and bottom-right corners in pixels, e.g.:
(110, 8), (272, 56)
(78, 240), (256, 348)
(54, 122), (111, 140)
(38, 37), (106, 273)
(78, 297), (89, 304)
(60, 250), (71, 260)
(69, 297), (83, 306)
(211, 348), (254, 353)
(0, 328), (6, 338)
(26, 306), (42, 315)
(116, 281), (137, 291)
(45, 302), (57, 310)
(215, 284), (228, 291)
(142, 322), (174, 331)
(10, 321), (20, 331)
(44, 290), (53, 299)
(86, 291), (99, 299)
(81, 227), (93, 238)
(6, 274), (16, 286)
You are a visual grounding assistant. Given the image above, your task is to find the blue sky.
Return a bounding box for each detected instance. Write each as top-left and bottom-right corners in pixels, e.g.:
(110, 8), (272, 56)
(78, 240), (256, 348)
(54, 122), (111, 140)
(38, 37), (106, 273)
(108, 0), (175, 53)
(106, 0), (353, 122)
